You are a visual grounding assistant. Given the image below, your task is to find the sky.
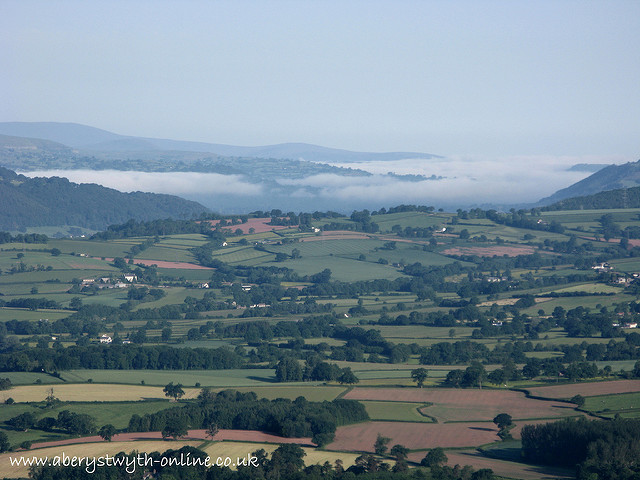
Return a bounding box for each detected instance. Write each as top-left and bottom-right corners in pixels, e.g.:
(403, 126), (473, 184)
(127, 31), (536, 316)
(2, 0), (639, 158)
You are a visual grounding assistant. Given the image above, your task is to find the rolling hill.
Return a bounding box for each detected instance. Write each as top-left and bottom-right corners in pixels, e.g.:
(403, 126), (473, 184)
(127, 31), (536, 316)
(0, 166), (208, 231)
(538, 160), (640, 206)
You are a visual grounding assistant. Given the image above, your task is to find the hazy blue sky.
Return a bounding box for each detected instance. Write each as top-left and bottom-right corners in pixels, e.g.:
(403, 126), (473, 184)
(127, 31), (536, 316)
(2, 0), (639, 156)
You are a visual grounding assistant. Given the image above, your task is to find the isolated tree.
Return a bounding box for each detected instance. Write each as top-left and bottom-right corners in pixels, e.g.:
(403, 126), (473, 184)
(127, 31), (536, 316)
(374, 433), (391, 455)
(163, 382), (185, 401)
(421, 447), (448, 467)
(411, 368), (428, 388)
(45, 388), (59, 408)
(161, 326), (172, 342)
(99, 424), (117, 441)
(571, 394), (586, 408)
(493, 413), (514, 440)
(338, 367), (359, 385)
(206, 423), (219, 440)
(390, 444), (409, 461)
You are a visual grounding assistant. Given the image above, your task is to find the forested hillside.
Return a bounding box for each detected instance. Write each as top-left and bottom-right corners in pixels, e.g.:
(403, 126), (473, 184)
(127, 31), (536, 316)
(539, 160), (640, 205)
(544, 185), (640, 211)
(0, 167), (208, 230)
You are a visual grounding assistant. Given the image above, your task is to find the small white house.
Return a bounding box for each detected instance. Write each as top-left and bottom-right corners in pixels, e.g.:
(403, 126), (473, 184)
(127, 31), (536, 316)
(99, 334), (112, 344)
(123, 274), (137, 283)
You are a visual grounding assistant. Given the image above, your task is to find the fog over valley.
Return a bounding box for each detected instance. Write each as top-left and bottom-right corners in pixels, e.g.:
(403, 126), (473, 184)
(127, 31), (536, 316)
(20, 154), (630, 213)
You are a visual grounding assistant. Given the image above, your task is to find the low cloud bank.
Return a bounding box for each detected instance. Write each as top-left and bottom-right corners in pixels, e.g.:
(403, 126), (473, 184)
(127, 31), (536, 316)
(21, 170), (264, 196)
(20, 154), (633, 212)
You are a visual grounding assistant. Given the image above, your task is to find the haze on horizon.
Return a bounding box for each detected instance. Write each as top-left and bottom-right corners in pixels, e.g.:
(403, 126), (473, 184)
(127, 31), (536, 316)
(1, 0), (639, 159)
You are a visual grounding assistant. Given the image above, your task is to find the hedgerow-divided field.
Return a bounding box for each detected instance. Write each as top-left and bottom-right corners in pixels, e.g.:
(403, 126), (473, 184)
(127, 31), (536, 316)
(4, 205), (640, 478)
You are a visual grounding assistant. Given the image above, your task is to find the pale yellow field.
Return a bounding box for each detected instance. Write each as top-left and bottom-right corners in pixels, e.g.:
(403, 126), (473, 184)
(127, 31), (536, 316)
(202, 442), (359, 469)
(0, 440), (200, 478)
(1, 384), (200, 403)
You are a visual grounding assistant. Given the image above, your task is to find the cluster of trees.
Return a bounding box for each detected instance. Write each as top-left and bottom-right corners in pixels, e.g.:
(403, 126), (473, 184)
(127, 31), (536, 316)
(522, 417), (640, 479)
(275, 358), (359, 384)
(0, 232), (48, 244)
(6, 410), (96, 436)
(443, 357), (602, 388)
(543, 185), (640, 212)
(92, 218), (215, 240)
(128, 389), (369, 447)
(0, 344), (242, 372)
(0, 297), (61, 310)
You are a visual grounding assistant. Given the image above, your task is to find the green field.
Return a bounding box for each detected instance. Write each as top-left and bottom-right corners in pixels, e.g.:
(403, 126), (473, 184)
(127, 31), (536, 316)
(584, 392), (640, 417)
(58, 369), (279, 386)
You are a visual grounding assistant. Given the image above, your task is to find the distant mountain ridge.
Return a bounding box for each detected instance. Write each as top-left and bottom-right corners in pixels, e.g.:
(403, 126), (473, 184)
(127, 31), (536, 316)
(538, 160), (640, 206)
(0, 122), (439, 163)
(0, 166), (208, 230)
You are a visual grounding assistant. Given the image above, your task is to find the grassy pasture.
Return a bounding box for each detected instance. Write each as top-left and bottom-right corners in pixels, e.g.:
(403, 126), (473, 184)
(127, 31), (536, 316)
(520, 294), (634, 315)
(583, 392), (640, 416)
(364, 325), (477, 340)
(609, 258), (640, 273)
(155, 267), (214, 281)
(131, 287), (208, 310)
(211, 247), (276, 265)
(269, 256), (404, 282)
(0, 372), (64, 385)
(0, 308), (69, 323)
(58, 369), (278, 387)
(49, 239), (137, 258)
(136, 245), (196, 263)
(544, 283), (622, 294)
(373, 212), (448, 232)
(233, 385), (345, 402)
(285, 239), (388, 256)
(365, 246), (458, 267)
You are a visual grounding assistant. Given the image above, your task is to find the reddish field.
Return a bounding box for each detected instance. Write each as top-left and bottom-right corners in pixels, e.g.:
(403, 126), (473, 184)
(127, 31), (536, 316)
(441, 246), (537, 257)
(527, 379), (640, 399)
(327, 421), (500, 452)
(407, 450), (573, 480)
(30, 429), (314, 450)
(132, 259), (213, 269)
(204, 218), (289, 234)
(344, 388), (577, 422)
